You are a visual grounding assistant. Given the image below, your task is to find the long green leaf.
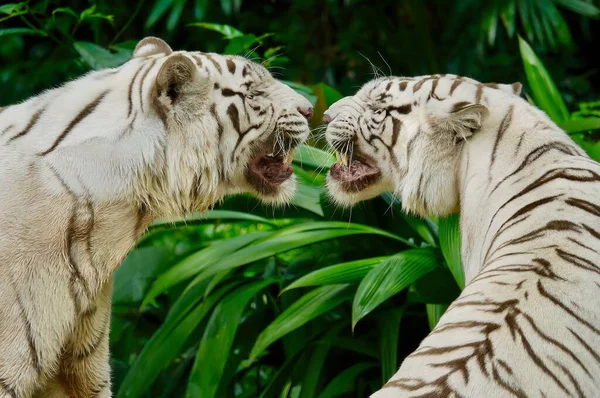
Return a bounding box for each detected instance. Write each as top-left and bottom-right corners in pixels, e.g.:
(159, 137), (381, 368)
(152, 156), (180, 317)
(0, 27), (46, 37)
(553, 0), (600, 17)
(187, 22), (243, 39)
(518, 35), (569, 122)
(426, 303), (448, 331)
(293, 144), (335, 169)
(352, 248), (440, 328)
(378, 309), (403, 384)
(283, 256), (389, 292)
(318, 362), (377, 398)
(247, 285), (353, 365)
(559, 117), (600, 134)
(74, 41), (129, 70)
(150, 209), (277, 228)
(299, 324), (344, 398)
(438, 214), (465, 289)
(185, 222), (411, 295)
(142, 231), (270, 307)
(186, 279), (277, 398)
(145, 0), (173, 28)
(117, 283), (236, 398)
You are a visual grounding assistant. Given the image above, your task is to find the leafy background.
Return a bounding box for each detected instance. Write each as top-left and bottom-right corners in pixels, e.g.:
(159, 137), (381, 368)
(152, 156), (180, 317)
(1, 1), (600, 397)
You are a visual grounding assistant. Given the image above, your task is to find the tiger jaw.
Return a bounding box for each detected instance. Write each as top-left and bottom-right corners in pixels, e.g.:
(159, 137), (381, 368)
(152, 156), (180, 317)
(329, 151), (382, 193)
(245, 149), (296, 194)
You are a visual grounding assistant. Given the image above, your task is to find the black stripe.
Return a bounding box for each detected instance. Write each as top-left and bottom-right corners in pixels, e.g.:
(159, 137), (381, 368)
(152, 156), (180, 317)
(138, 59), (157, 111)
(227, 103), (240, 133)
(226, 58), (236, 74)
(491, 141), (578, 195)
(538, 281), (600, 335)
(475, 84), (483, 103)
(553, 360), (585, 398)
(205, 54), (222, 74)
(556, 248), (600, 275)
(9, 107), (45, 142)
(507, 309), (570, 394)
(127, 65), (145, 117)
(1, 124), (14, 136)
(567, 327), (600, 364)
(490, 105), (514, 167)
(399, 81), (408, 91)
(11, 280), (41, 373)
(449, 78), (463, 94)
(565, 197), (600, 218)
(412, 77), (430, 92)
(40, 91), (109, 156)
(582, 223), (600, 241)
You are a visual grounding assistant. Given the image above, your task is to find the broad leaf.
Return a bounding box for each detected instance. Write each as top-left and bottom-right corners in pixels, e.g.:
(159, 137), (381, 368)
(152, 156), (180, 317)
(438, 214), (465, 289)
(518, 36), (569, 122)
(283, 256), (389, 292)
(293, 144), (335, 170)
(426, 303), (448, 331)
(188, 22), (243, 39)
(377, 308), (403, 384)
(352, 248), (440, 327)
(74, 41), (129, 69)
(318, 362), (377, 398)
(247, 285), (353, 364)
(186, 279), (277, 397)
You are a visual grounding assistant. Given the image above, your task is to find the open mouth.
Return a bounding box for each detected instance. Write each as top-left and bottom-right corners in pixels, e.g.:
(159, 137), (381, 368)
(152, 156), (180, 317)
(330, 151), (381, 192)
(245, 150), (295, 194)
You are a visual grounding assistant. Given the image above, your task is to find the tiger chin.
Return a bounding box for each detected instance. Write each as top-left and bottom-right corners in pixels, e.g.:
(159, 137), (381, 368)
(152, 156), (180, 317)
(325, 75), (600, 397)
(0, 37), (311, 397)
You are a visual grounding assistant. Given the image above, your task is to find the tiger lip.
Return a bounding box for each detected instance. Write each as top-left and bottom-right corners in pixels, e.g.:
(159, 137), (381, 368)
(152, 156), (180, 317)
(330, 152), (381, 191)
(246, 149), (296, 192)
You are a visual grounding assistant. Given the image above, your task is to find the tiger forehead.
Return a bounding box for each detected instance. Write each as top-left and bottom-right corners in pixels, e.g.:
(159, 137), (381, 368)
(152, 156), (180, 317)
(186, 51), (271, 84)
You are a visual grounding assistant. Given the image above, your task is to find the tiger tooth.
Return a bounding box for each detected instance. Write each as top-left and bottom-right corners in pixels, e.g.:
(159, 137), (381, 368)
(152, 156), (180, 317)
(283, 149), (295, 166)
(336, 151), (349, 166)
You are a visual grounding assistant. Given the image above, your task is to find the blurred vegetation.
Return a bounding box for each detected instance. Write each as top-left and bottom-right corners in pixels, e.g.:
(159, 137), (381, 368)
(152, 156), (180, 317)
(1, 1), (600, 397)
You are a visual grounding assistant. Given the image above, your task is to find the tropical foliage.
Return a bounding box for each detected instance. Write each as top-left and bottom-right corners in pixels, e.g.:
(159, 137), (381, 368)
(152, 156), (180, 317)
(1, 1), (599, 397)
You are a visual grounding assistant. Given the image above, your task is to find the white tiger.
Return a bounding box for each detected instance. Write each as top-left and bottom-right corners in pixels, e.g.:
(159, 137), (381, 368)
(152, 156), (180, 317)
(0, 37), (312, 397)
(324, 74), (600, 397)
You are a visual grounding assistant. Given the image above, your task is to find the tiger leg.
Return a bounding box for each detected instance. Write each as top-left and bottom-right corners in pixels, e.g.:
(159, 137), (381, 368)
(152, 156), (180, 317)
(52, 279), (113, 398)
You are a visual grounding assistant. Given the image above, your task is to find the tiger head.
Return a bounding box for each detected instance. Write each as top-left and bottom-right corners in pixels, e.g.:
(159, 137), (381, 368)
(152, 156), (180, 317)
(323, 74), (521, 217)
(130, 37), (313, 216)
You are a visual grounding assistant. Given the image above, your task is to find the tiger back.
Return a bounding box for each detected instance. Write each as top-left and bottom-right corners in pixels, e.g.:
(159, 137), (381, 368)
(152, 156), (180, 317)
(324, 74), (600, 397)
(0, 37), (312, 398)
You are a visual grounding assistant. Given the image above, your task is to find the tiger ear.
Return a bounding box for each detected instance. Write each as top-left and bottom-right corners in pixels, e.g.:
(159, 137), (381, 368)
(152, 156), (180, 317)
(152, 54), (206, 120)
(134, 37), (173, 58)
(496, 82), (522, 96)
(426, 99), (489, 141)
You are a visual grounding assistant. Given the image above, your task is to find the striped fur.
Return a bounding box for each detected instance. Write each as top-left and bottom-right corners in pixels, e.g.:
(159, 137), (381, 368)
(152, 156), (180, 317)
(324, 74), (600, 397)
(0, 37), (310, 397)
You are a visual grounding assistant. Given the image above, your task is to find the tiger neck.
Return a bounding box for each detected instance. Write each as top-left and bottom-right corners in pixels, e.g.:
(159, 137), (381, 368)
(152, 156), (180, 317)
(457, 100), (580, 284)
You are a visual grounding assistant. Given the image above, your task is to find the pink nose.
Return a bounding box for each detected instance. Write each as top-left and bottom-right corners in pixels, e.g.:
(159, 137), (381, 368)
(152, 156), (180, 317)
(298, 106), (314, 120)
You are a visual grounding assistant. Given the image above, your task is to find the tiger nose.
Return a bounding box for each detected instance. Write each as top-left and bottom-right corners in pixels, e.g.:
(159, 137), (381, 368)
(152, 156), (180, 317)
(298, 106), (314, 120)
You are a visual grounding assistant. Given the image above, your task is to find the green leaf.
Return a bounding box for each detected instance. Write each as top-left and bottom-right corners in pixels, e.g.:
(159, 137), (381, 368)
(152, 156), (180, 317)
(74, 41), (129, 70)
(426, 304), (448, 331)
(409, 263), (461, 304)
(0, 3), (22, 15)
(553, 0), (600, 17)
(150, 209), (277, 228)
(559, 117), (600, 133)
(166, 0), (186, 32)
(146, 0), (173, 28)
(438, 214), (465, 289)
(188, 22), (244, 39)
(186, 279), (277, 398)
(331, 337), (379, 359)
(142, 231), (270, 308)
(52, 7), (79, 19)
(352, 248), (440, 328)
(318, 362), (377, 398)
(293, 144), (335, 169)
(292, 178), (325, 216)
(247, 285), (353, 365)
(194, 0), (208, 19)
(185, 221), (412, 293)
(518, 35), (570, 122)
(117, 283), (236, 398)
(113, 246), (173, 305)
(377, 309), (403, 384)
(283, 256), (389, 292)
(299, 324), (344, 398)
(0, 27), (46, 37)
(224, 34), (260, 55)
(79, 4), (114, 23)
(380, 192), (438, 246)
